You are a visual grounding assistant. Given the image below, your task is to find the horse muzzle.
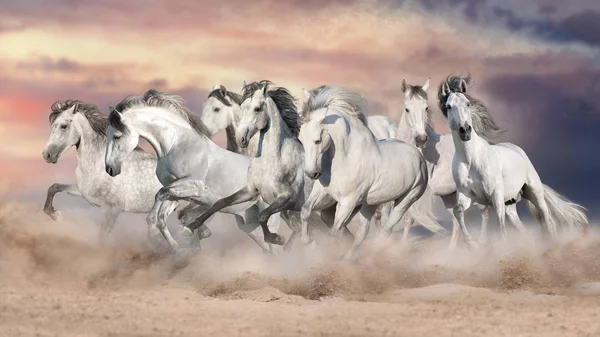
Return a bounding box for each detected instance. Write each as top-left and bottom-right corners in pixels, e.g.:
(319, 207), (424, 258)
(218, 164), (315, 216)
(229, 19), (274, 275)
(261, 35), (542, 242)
(105, 164), (121, 177)
(42, 150), (58, 164)
(415, 134), (428, 148)
(458, 124), (472, 142)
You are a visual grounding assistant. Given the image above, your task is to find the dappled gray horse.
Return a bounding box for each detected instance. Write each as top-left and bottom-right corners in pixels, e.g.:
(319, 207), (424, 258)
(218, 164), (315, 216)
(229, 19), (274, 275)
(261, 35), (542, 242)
(42, 100), (205, 248)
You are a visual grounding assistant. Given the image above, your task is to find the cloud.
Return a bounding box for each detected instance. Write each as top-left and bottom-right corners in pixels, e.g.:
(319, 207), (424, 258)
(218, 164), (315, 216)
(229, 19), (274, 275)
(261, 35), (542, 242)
(16, 56), (80, 73)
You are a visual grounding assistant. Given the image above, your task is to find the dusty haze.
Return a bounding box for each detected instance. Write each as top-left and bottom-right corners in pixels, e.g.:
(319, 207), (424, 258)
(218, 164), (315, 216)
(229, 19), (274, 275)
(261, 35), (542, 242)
(1, 199), (599, 337)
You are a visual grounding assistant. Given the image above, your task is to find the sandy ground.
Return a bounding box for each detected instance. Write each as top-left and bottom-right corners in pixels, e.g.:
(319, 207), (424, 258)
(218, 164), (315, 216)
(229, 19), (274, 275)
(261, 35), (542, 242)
(1, 201), (600, 337)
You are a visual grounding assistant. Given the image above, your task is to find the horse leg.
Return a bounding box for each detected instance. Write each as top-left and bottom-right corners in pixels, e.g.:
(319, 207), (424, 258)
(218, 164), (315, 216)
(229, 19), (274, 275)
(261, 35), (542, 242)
(379, 186), (424, 238)
(523, 184), (556, 238)
(453, 191), (477, 250)
(476, 203), (490, 245)
(441, 193), (460, 251)
(373, 206), (382, 231)
(490, 190), (507, 241)
(379, 202), (392, 232)
(233, 213), (272, 255)
(301, 186), (336, 244)
(505, 203), (528, 236)
(257, 193), (294, 246)
(345, 205), (377, 260)
(148, 178), (216, 252)
(43, 183), (81, 220)
(186, 185), (259, 233)
(279, 211), (299, 252)
(321, 205), (355, 245)
(400, 216), (415, 243)
(99, 207), (120, 245)
(330, 196), (362, 237)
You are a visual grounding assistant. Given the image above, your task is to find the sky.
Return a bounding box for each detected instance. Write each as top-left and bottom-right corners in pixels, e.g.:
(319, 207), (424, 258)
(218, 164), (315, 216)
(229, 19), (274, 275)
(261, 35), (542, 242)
(0, 0), (598, 218)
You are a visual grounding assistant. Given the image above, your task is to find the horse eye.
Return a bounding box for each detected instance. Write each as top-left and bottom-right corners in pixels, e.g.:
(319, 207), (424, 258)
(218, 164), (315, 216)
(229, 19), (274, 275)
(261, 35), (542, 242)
(405, 108), (410, 113)
(446, 104), (451, 109)
(466, 102), (471, 107)
(254, 106), (261, 112)
(315, 139), (321, 145)
(214, 107), (220, 112)
(113, 135), (122, 140)
(60, 124), (68, 130)
(426, 107), (430, 112)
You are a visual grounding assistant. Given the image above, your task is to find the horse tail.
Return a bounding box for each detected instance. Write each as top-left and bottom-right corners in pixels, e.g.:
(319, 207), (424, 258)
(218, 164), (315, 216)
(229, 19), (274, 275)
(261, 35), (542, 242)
(526, 184), (589, 232)
(406, 185), (445, 234)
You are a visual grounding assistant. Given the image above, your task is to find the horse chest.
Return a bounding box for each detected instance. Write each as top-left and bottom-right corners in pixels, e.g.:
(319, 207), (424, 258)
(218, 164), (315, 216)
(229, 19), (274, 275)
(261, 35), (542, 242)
(75, 169), (114, 208)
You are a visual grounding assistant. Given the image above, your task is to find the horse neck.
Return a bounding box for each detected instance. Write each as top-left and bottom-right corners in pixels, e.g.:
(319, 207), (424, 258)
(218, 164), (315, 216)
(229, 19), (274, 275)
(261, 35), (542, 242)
(260, 100), (293, 156)
(328, 116), (373, 165)
(74, 116), (107, 173)
(225, 105), (242, 153)
(129, 108), (209, 157)
(451, 129), (489, 164)
(397, 114), (415, 146)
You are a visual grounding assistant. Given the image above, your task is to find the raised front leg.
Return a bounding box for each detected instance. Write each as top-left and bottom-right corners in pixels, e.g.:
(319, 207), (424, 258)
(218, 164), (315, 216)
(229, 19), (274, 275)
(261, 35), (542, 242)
(453, 190), (477, 251)
(43, 183), (81, 220)
(186, 186), (259, 233)
(148, 178), (216, 253)
(257, 193), (294, 246)
(99, 207), (120, 245)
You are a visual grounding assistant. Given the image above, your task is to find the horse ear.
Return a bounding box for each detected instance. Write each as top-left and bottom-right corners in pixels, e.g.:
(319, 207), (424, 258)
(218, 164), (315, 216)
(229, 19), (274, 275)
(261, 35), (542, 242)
(71, 102), (79, 114)
(262, 82), (269, 95)
(212, 84), (220, 91)
(401, 79), (408, 93)
(441, 82), (450, 96)
(302, 88), (311, 100)
(422, 78), (430, 91)
(219, 84), (227, 96)
(109, 106), (120, 115)
(459, 79), (468, 93)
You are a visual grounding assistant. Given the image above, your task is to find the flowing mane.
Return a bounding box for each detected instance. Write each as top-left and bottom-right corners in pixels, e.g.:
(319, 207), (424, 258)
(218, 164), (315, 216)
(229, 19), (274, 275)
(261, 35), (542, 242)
(49, 100), (108, 138)
(111, 89), (211, 138)
(242, 80), (300, 137)
(438, 74), (505, 142)
(208, 87), (243, 106)
(303, 85), (369, 126)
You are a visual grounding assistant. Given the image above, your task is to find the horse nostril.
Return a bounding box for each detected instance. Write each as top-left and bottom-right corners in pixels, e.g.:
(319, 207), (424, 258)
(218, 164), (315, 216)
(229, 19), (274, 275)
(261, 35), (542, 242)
(466, 125), (472, 132)
(459, 127), (466, 134)
(105, 165), (113, 176)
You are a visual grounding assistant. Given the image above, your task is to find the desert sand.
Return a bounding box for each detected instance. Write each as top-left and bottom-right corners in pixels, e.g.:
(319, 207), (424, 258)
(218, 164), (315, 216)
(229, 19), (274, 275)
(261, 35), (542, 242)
(1, 201), (599, 337)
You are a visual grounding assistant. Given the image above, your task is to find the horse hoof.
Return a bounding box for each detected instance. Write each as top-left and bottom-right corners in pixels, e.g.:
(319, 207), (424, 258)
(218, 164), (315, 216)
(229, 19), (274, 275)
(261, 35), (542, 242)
(266, 233), (285, 246)
(467, 241), (479, 251)
(181, 226), (194, 237)
(301, 235), (313, 245)
(45, 209), (60, 220)
(198, 227), (212, 239)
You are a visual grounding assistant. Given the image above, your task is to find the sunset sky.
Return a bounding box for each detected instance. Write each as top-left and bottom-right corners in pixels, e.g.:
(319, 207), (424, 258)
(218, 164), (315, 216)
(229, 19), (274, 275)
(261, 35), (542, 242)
(0, 0), (598, 217)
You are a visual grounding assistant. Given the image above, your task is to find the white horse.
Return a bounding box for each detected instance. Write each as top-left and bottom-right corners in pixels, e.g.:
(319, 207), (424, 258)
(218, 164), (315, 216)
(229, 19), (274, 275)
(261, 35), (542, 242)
(189, 80), (343, 248)
(299, 86), (436, 258)
(439, 75), (588, 247)
(397, 78), (491, 248)
(300, 86), (444, 242)
(199, 84), (283, 247)
(41, 100), (205, 248)
(103, 90), (279, 254)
